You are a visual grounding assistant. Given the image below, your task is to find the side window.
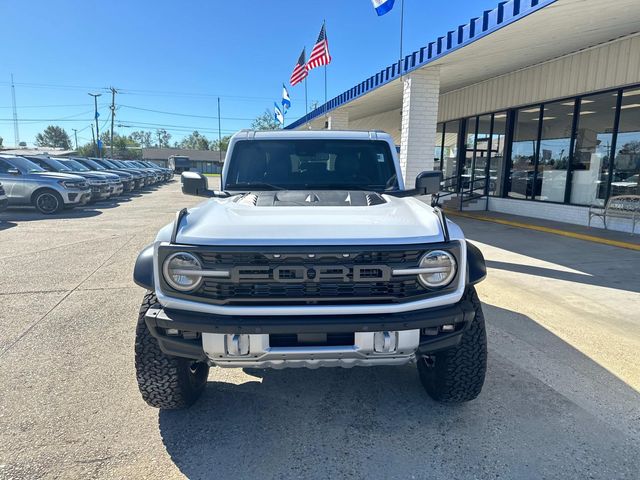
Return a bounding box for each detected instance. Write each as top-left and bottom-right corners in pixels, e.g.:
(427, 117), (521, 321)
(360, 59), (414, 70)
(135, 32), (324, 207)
(0, 159), (13, 174)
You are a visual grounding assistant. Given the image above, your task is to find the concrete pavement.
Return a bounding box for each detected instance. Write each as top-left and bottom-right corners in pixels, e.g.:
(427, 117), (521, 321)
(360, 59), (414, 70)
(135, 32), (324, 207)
(0, 180), (638, 479)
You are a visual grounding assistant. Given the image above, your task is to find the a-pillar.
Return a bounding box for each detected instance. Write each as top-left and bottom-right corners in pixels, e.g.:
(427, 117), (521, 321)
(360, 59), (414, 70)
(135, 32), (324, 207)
(399, 67), (440, 186)
(327, 109), (349, 130)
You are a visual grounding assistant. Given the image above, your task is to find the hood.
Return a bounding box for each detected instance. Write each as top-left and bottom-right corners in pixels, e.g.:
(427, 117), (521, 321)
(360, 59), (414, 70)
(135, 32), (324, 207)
(71, 171), (118, 181)
(31, 171), (86, 181)
(168, 191), (446, 246)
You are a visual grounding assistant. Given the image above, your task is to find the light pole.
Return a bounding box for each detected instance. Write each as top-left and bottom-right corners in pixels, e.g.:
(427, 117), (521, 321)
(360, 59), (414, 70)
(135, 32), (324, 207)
(88, 93), (102, 157)
(72, 128), (78, 150)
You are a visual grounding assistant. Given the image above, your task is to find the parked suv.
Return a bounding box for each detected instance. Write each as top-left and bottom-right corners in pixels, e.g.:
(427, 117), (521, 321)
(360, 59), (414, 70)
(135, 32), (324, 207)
(133, 130), (488, 409)
(0, 182), (7, 213)
(57, 158), (135, 194)
(25, 155), (121, 202)
(0, 155), (91, 214)
(93, 159), (152, 187)
(73, 157), (145, 190)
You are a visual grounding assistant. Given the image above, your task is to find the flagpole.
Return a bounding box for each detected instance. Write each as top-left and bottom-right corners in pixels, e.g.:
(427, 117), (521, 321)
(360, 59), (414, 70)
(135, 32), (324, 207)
(323, 19), (328, 115)
(399, 0), (405, 78)
(304, 77), (309, 128)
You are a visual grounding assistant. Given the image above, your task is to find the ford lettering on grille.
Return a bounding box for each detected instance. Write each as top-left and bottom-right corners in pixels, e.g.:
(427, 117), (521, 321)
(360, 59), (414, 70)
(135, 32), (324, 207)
(229, 265), (392, 283)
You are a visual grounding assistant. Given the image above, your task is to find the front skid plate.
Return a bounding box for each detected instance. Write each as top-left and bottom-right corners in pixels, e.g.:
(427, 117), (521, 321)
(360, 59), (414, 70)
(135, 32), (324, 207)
(202, 330), (420, 369)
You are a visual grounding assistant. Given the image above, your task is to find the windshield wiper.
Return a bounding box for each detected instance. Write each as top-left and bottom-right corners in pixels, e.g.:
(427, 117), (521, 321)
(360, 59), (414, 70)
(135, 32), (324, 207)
(226, 182), (286, 190)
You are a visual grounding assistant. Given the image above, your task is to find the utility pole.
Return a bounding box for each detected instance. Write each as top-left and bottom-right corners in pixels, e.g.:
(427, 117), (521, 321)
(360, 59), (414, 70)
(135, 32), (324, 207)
(72, 129), (78, 150)
(88, 93), (102, 157)
(217, 97), (222, 162)
(10, 74), (19, 147)
(90, 125), (96, 148)
(157, 131), (161, 148)
(109, 87), (117, 159)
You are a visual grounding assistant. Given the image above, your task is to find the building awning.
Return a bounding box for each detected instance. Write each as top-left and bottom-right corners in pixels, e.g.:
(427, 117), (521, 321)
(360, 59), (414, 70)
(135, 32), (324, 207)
(288, 0), (640, 129)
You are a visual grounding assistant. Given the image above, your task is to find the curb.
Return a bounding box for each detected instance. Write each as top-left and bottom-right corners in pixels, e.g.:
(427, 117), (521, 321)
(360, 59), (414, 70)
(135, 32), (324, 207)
(445, 210), (640, 252)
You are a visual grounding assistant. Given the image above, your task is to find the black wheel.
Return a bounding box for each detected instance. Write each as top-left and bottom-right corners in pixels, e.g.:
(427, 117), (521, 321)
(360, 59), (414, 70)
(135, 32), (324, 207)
(417, 287), (487, 403)
(135, 292), (209, 409)
(33, 189), (63, 214)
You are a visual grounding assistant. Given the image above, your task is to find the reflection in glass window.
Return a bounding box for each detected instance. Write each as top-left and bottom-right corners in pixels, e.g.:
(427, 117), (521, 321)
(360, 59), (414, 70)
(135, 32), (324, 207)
(473, 115), (492, 194)
(489, 112), (508, 196)
(442, 120), (460, 191)
(570, 93), (617, 205)
(435, 123), (444, 170)
(508, 106), (540, 199)
(462, 117), (478, 191)
(537, 100), (574, 202)
(612, 88), (640, 197)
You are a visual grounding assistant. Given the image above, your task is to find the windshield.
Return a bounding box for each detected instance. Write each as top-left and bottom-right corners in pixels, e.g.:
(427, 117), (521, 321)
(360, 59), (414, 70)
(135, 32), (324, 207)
(82, 159), (105, 170)
(111, 160), (127, 168)
(225, 140), (398, 191)
(99, 159), (118, 168)
(43, 158), (73, 172)
(61, 159), (89, 171)
(7, 156), (47, 173)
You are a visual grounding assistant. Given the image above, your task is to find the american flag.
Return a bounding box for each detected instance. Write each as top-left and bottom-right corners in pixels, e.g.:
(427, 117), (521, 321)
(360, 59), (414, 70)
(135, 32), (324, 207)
(306, 23), (331, 71)
(289, 48), (308, 86)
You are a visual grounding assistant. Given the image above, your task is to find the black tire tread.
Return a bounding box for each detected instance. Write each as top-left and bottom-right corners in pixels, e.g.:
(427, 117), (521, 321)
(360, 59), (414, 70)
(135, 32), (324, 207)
(418, 287), (487, 403)
(134, 292), (208, 409)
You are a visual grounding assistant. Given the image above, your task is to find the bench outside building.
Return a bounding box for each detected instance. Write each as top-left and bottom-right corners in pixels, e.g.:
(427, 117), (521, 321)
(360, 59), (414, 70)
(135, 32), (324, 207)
(589, 195), (640, 234)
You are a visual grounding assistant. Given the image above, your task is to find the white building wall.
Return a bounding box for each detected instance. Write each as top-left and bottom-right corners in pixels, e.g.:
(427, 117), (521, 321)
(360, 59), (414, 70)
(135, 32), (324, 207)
(439, 33), (640, 122)
(398, 68), (441, 184)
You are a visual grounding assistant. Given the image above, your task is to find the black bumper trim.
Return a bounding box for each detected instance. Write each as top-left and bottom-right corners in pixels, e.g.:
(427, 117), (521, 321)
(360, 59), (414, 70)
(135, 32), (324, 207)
(145, 298), (475, 335)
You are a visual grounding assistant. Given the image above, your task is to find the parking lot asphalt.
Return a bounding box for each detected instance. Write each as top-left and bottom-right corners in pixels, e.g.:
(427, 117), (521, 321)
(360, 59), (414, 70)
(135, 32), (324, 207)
(0, 179), (638, 480)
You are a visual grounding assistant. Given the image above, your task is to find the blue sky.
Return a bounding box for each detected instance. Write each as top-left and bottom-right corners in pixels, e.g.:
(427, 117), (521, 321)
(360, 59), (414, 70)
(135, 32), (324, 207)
(1, 0), (500, 147)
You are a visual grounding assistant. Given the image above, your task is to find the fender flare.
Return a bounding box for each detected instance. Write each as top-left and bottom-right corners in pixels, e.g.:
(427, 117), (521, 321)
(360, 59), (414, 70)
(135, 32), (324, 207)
(133, 244), (155, 290)
(466, 240), (487, 285)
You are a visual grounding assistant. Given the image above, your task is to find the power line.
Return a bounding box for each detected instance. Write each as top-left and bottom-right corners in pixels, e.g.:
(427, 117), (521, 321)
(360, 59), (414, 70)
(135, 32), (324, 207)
(118, 104), (254, 121)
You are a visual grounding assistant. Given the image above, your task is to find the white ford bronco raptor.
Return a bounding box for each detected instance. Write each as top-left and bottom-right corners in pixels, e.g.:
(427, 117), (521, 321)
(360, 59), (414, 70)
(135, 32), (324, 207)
(133, 130), (487, 409)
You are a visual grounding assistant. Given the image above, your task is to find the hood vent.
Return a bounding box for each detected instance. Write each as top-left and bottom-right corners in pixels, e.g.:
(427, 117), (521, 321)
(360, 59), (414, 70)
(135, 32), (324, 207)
(235, 191), (388, 207)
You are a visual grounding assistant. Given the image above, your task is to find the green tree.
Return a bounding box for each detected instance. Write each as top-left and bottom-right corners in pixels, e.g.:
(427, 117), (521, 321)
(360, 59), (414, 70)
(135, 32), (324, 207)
(0, 136), (3, 147)
(179, 130), (211, 150)
(251, 109), (280, 131)
(211, 135), (231, 152)
(129, 130), (153, 148)
(100, 132), (142, 159)
(156, 129), (172, 148)
(35, 125), (72, 149)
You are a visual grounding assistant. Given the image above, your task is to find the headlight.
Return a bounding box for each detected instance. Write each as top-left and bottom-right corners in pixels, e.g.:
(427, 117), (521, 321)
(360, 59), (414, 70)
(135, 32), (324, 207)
(58, 180), (83, 189)
(163, 252), (203, 292)
(417, 250), (457, 288)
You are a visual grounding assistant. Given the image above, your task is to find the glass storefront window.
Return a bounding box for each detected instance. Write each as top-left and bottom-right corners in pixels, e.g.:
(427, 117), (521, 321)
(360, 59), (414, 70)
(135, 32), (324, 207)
(462, 117), (478, 191)
(435, 123), (444, 170)
(537, 100), (574, 202)
(442, 120), (460, 191)
(473, 115), (492, 194)
(508, 106), (540, 199)
(570, 93), (617, 205)
(612, 88), (640, 197)
(489, 112), (508, 196)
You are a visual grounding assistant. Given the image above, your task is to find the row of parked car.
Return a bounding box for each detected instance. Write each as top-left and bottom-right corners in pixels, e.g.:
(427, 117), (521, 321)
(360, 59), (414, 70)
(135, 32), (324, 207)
(0, 155), (173, 215)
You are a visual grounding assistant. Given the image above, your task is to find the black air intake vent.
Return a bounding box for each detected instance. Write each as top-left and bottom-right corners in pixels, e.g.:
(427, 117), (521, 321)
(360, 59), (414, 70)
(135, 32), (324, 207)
(240, 191), (388, 207)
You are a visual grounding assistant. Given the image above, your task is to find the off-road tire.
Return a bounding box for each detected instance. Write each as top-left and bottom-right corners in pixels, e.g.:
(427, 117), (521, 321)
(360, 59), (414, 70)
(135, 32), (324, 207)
(135, 292), (209, 409)
(417, 287), (487, 403)
(33, 189), (63, 214)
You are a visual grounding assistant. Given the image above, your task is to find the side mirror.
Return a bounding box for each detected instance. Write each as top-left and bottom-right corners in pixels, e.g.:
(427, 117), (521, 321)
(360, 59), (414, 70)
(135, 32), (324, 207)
(181, 172), (214, 197)
(415, 171), (442, 195)
(8, 168), (20, 176)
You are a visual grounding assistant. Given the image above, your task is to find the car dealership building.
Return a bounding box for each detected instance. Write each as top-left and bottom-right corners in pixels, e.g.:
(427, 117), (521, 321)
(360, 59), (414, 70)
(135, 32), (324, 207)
(287, 0), (640, 232)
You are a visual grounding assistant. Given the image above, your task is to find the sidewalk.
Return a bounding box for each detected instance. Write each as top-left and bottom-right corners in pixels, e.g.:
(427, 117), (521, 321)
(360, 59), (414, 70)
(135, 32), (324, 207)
(445, 209), (640, 251)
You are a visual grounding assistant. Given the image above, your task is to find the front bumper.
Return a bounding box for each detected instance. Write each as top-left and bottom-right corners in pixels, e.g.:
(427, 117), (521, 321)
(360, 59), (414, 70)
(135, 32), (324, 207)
(144, 296), (475, 362)
(109, 182), (124, 197)
(64, 190), (92, 205)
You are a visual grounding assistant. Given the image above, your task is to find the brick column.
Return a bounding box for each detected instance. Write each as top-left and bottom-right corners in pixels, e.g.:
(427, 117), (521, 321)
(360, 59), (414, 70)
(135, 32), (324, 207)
(399, 67), (440, 186)
(327, 109), (349, 130)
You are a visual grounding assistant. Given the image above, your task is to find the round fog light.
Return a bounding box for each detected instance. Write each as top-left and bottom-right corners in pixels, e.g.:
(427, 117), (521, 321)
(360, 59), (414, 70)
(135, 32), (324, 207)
(417, 250), (457, 288)
(163, 252), (203, 292)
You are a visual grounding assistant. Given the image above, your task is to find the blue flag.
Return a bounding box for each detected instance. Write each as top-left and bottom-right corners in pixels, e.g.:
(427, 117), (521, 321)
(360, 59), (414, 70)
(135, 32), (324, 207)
(274, 102), (284, 126)
(371, 0), (395, 16)
(282, 84), (291, 110)
(95, 111), (100, 119)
